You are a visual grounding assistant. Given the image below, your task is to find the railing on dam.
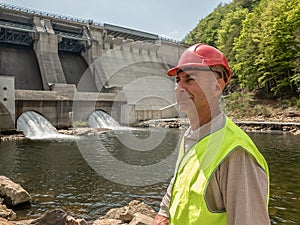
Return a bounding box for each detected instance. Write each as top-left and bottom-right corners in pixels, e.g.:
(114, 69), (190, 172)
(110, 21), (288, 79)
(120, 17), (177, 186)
(0, 2), (182, 44)
(0, 3), (91, 25)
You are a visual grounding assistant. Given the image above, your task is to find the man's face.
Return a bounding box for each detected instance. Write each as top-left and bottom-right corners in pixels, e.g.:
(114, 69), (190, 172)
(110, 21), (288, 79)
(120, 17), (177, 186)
(175, 69), (221, 115)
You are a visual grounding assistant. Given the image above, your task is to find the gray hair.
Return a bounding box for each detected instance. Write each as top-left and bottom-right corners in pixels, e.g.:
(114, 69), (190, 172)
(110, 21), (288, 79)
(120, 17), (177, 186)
(210, 66), (229, 84)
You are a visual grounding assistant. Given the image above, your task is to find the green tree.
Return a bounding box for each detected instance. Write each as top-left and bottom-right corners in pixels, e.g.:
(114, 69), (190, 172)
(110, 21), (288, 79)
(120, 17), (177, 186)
(184, 0), (299, 98)
(231, 0), (261, 10)
(258, 0), (300, 96)
(184, 0), (261, 92)
(233, 6), (264, 90)
(184, 3), (229, 46)
(234, 0), (300, 96)
(216, 7), (249, 64)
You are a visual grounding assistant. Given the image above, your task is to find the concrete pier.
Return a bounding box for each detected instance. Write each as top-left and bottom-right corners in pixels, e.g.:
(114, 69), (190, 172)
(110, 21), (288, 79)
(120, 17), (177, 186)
(0, 76), (15, 130)
(33, 17), (66, 90)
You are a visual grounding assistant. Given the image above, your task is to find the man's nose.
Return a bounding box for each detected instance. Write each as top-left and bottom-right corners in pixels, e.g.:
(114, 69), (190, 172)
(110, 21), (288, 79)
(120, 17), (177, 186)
(175, 80), (186, 92)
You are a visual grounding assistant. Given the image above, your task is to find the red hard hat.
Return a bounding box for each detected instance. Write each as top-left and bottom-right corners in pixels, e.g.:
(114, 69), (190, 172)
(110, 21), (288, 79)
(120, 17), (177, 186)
(167, 43), (231, 85)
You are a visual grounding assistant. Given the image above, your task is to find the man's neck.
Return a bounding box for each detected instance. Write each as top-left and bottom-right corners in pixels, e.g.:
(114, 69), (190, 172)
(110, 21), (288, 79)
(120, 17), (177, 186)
(187, 106), (221, 131)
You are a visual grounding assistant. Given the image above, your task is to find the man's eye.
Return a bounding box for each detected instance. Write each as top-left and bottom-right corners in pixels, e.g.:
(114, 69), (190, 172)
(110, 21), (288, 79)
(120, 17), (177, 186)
(186, 78), (195, 83)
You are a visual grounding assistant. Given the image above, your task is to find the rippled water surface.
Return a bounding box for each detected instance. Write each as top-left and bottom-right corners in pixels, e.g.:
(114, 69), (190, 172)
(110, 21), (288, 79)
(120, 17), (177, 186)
(0, 129), (299, 224)
(248, 133), (300, 225)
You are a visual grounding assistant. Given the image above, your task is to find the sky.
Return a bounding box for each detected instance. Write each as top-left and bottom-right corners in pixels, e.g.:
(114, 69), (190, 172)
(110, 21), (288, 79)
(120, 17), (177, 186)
(0, 0), (231, 41)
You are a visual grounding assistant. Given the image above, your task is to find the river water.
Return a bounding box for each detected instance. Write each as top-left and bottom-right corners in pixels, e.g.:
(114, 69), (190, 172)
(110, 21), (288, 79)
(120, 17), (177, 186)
(0, 129), (299, 224)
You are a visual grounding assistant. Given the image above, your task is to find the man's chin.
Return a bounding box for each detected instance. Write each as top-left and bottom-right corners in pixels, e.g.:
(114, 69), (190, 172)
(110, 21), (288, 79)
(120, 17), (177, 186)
(178, 102), (193, 113)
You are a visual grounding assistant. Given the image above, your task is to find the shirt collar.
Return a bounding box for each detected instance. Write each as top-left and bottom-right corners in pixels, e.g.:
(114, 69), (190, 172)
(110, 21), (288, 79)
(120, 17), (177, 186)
(185, 112), (226, 143)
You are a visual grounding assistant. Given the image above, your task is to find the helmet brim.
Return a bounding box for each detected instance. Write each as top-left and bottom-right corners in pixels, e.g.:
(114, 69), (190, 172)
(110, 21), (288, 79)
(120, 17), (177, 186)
(167, 67), (178, 76)
(167, 63), (211, 76)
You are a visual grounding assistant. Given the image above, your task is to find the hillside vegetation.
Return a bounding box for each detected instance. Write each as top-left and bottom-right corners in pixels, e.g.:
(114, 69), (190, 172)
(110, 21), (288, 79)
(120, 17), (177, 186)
(223, 92), (300, 122)
(183, 0), (300, 100)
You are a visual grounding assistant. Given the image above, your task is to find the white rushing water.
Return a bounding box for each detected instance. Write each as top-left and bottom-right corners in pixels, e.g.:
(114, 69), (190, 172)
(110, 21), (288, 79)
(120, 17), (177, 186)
(17, 111), (70, 139)
(88, 110), (121, 129)
(17, 110), (127, 139)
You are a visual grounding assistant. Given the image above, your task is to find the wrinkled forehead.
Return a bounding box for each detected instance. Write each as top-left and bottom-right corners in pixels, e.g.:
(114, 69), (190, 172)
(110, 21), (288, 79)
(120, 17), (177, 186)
(176, 66), (211, 75)
(176, 68), (216, 79)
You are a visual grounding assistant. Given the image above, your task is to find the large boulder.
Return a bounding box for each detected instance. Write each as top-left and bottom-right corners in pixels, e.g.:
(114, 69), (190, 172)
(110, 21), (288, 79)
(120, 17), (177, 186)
(30, 209), (67, 225)
(96, 200), (155, 225)
(0, 176), (31, 207)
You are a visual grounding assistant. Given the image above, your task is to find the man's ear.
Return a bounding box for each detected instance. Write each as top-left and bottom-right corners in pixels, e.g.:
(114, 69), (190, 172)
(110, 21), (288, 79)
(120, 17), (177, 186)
(215, 79), (225, 93)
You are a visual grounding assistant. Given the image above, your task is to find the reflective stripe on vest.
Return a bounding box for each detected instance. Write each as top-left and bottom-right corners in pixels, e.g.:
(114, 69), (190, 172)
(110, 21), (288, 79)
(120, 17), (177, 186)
(169, 117), (269, 225)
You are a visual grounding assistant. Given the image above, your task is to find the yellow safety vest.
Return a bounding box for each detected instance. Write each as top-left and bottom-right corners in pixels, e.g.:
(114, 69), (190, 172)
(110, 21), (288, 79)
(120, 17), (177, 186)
(169, 117), (269, 225)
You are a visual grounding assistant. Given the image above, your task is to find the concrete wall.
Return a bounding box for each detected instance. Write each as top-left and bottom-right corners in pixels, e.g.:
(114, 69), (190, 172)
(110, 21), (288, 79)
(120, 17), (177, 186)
(15, 89), (124, 129)
(120, 105), (179, 125)
(91, 39), (185, 124)
(0, 46), (43, 90)
(0, 76), (15, 130)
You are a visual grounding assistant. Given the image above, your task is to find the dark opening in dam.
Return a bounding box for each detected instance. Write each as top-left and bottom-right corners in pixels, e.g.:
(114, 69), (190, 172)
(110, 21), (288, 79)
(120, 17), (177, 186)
(59, 51), (98, 92)
(0, 44), (43, 90)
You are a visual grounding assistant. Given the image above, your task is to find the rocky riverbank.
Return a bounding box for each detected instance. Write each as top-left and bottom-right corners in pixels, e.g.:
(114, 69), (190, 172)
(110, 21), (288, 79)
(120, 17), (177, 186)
(0, 116), (299, 142)
(0, 176), (156, 225)
(0, 128), (110, 141)
(133, 117), (300, 135)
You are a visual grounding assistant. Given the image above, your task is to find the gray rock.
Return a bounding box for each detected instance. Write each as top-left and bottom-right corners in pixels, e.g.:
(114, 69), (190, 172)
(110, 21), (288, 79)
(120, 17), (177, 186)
(65, 215), (88, 225)
(92, 218), (123, 225)
(11, 219), (33, 225)
(128, 213), (153, 225)
(98, 200), (156, 224)
(0, 217), (14, 225)
(0, 176), (31, 207)
(0, 203), (16, 220)
(30, 209), (67, 225)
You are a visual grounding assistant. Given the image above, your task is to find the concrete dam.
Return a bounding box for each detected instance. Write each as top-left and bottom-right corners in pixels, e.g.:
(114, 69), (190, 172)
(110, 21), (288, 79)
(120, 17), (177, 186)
(0, 3), (187, 132)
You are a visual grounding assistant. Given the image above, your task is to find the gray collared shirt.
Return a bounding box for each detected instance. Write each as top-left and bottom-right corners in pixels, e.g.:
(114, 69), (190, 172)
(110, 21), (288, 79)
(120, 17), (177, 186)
(183, 112), (226, 152)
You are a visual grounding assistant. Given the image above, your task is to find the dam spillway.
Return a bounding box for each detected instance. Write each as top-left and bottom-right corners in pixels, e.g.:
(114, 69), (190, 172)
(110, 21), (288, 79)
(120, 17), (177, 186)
(0, 3), (187, 132)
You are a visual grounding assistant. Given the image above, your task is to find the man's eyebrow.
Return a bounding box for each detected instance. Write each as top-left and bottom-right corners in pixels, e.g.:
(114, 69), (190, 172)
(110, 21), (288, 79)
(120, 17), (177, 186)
(176, 73), (192, 80)
(182, 72), (199, 77)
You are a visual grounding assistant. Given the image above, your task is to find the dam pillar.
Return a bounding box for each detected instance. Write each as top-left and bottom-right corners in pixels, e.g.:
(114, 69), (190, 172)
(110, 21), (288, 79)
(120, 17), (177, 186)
(0, 76), (15, 131)
(80, 26), (107, 91)
(155, 40), (186, 67)
(33, 17), (66, 90)
(81, 26), (105, 65)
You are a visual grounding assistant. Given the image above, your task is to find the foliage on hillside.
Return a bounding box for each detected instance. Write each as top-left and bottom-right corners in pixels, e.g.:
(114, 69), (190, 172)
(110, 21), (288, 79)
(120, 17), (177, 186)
(224, 91), (300, 122)
(183, 0), (300, 99)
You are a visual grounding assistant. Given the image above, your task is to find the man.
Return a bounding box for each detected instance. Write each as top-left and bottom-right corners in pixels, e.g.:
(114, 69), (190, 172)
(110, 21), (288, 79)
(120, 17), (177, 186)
(152, 44), (270, 225)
